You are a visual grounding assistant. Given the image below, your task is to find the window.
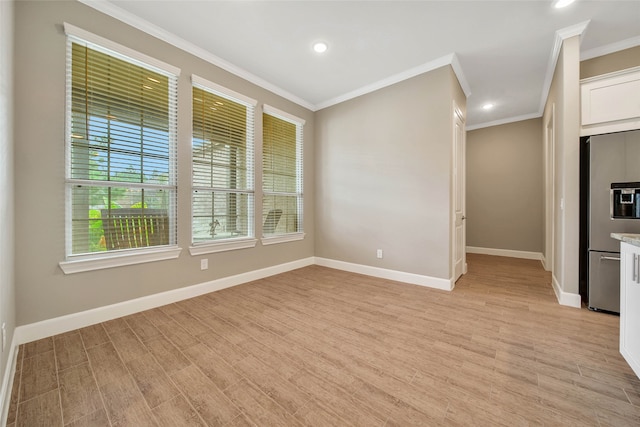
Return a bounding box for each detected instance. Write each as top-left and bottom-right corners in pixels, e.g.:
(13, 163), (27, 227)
(262, 106), (305, 244)
(61, 24), (180, 273)
(191, 76), (257, 254)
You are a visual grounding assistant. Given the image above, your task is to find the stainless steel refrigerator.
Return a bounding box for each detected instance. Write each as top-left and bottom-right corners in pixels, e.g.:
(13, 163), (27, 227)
(588, 130), (640, 313)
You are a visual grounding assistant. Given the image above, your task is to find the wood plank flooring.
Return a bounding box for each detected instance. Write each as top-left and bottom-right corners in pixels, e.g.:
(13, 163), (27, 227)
(6, 254), (640, 426)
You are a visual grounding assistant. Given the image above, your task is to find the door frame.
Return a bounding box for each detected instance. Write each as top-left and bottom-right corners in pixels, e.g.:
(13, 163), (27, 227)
(544, 104), (555, 272)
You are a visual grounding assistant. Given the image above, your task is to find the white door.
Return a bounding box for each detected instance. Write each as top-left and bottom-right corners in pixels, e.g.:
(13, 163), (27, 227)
(453, 107), (466, 282)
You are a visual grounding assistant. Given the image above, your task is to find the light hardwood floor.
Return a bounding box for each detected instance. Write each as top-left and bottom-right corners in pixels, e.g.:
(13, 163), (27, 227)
(6, 254), (640, 426)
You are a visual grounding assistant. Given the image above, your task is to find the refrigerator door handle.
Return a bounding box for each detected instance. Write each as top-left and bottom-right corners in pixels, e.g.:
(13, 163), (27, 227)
(634, 254), (638, 283)
(600, 255), (621, 261)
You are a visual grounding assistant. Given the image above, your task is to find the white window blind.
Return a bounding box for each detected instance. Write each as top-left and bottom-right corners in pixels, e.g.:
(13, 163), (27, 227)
(65, 31), (178, 258)
(262, 106), (304, 237)
(192, 76), (256, 244)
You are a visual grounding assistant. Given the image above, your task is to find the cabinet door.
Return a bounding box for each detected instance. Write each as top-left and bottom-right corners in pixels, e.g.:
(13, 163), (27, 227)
(582, 70), (640, 125)
(620, 242), (640, 378)
(581, 67), (640, 136)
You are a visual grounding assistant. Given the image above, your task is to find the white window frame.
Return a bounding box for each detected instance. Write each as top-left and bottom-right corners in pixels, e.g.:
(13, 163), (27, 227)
(189, 75), (258, 256)
(59, 24), (182, 274)
(261, 105), (305, 246)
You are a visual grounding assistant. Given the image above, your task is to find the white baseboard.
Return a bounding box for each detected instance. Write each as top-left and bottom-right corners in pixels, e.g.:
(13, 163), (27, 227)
(0, 333), (19, 427)
(466, 246), (543, 261)
(5, 252), (589, 423)
(621, 347), (640, 380)
(15, 256), (451, 346)
(540, 255), (549, 271)
(0, 255), (450, 420)
(15, 257), (315, 345)
(551, 274), (582, 308)
(314, 257), (453, 291)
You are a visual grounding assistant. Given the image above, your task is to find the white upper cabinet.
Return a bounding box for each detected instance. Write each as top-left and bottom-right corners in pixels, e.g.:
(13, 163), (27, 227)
(581, 66), (640, 136)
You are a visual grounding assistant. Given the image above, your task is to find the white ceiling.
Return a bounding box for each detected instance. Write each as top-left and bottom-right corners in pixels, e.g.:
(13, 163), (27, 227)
(87, 0), (640, 129)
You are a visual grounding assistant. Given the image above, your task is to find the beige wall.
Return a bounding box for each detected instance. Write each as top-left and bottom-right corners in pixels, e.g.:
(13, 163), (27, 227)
(14, 0), (315, 325)
(544, 36), (581, 297)
(0, 0), (16, 400)
(580, 46), (640, 79)
(466, 118), (543, 253)
(315, 66), (465, 280)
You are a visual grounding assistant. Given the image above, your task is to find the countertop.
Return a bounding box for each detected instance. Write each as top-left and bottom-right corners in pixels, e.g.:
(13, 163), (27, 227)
(611, 233), (640, 248)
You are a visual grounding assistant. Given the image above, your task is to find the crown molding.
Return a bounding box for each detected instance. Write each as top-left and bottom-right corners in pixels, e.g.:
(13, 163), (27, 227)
(76, 2), (615, 127)
(557, 20), (591, 42)
(79, 0), (474, 113)
(78, 0), (315, 111)
(315, 53), (471, 111)
(581, 35), (640, 61)
(466, 111), (542, 132)
(580, 65), (640, 84)
(450, 52), (472, 99)
(537, 20), (590, 116)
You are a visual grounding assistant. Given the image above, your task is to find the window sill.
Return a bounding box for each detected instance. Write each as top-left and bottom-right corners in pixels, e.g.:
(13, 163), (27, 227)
(261, 232), (306, 246)
(189, 238), (258, 256)
(59, 246), (182, 275)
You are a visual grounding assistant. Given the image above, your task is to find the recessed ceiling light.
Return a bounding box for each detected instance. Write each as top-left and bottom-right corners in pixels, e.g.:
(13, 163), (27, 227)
(553, 0), (576, 8)
(482, 103), (494, 110)
(313, 42), (328, 54)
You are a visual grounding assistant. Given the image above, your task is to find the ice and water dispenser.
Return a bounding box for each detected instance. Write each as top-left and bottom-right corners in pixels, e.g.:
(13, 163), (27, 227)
(611, 182), (640, 219)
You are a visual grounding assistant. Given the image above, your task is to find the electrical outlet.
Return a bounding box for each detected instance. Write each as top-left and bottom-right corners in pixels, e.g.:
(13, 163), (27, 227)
(200, 259), (208, 270)
(377, 249), (383, 259)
